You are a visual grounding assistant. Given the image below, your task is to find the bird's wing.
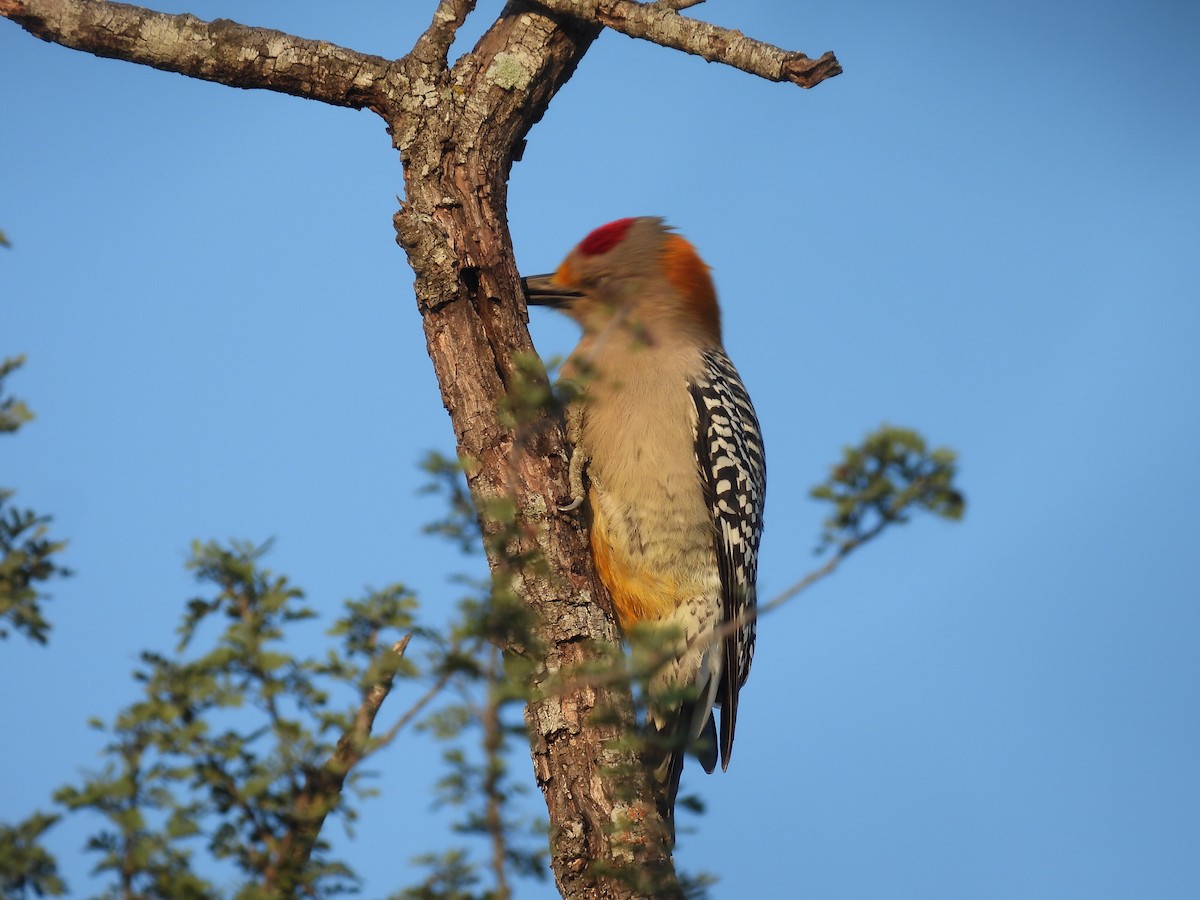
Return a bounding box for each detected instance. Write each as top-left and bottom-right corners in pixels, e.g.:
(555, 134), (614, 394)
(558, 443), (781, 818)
(689, 347), (767, 770)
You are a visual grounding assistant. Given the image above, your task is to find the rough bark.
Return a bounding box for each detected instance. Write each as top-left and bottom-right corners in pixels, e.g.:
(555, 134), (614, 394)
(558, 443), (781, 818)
(2, 1), (840, 896)
(390, 5), (682, 895)
(0, 0), (403, 110)
(532, 0), (842, 87)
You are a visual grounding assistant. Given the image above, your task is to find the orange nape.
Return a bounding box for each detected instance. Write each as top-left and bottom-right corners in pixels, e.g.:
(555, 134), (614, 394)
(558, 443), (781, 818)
(660, 234), (721, 342)
(591, 506), (685, 628)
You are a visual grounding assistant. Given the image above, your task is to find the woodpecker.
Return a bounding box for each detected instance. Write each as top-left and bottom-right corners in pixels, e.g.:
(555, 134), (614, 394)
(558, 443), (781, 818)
(522, 217), (766, 831)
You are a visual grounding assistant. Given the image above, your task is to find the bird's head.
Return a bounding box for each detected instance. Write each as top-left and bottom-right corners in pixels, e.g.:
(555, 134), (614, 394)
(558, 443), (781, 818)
(523, 217), (722, 345)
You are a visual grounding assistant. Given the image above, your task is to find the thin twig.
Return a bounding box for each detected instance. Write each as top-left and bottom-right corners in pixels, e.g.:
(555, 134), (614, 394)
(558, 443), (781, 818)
(482, 646), (513, 900)
(277, 635), (413, 885)
(545, 511), (896, 699)
(373, 647), (461, 748)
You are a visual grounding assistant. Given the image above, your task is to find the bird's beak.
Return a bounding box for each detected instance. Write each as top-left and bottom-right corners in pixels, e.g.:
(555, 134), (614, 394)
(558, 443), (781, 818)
(522, 273), (584, 308)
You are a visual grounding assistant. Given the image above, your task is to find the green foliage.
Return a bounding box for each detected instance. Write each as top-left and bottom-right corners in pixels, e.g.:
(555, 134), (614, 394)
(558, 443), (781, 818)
(1, 356), (35, 433)
(391, 849), (485, 900)
(420, 451), (482, 555)
(444, 648), (546, 880)
(497, 352), (559, 432)
(811, 424), (965, 554)
(47, 540), (419, 898)
(0, 356), (70, 643)
(0, 520), (554, 898)
(0, 416), (965, 898)
(0, 496), (71, 643)
(420, 453), (540, 659)
(0, 813), (66, 899)
(407, 586), (550, 899)
(383, 452), (559, 896)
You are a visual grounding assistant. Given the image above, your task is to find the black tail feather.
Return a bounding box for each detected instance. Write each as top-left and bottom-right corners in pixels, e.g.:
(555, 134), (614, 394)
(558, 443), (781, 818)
(648, 703), (719, 843)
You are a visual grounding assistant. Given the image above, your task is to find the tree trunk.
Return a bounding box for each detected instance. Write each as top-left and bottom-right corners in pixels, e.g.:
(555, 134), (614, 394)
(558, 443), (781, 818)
(391, 4), (680, 895)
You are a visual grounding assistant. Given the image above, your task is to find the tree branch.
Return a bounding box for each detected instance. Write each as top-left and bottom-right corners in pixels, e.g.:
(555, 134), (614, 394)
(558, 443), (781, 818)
(531, 0), (841, 88)
(411, 0), (480, 68)
(0, 0), (404, 112)
(274, 636), (412, 890)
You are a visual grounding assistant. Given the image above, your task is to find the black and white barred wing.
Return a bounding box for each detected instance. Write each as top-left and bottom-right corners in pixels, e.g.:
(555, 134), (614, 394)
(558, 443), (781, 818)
(689, 346), (767, 770)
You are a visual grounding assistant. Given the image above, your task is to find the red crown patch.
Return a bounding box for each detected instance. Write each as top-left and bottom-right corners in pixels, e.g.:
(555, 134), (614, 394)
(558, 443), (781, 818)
(578, 218), (636, 257)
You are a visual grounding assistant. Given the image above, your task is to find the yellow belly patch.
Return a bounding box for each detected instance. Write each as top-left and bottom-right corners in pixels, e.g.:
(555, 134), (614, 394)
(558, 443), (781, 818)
(590, 505), (681, 629)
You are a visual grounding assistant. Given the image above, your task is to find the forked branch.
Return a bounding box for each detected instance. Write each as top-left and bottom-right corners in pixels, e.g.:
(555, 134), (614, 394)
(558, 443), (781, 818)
(279, 636), (413, 888)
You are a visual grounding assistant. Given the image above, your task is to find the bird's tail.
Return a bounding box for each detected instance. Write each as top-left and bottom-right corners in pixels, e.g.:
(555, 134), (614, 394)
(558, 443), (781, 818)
(647, 700), (718, 842)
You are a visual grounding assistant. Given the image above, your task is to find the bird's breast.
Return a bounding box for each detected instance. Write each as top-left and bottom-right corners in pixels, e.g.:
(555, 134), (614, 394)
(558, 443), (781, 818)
(577, 348), (718, 629)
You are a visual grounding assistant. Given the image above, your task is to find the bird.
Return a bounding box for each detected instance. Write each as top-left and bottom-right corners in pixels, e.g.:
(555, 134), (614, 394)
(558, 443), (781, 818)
(522, 217), (766, 833)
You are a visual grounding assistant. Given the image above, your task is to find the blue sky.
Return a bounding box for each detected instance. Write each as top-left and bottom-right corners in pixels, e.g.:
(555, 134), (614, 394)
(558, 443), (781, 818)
(3, 1), (1199, 897)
